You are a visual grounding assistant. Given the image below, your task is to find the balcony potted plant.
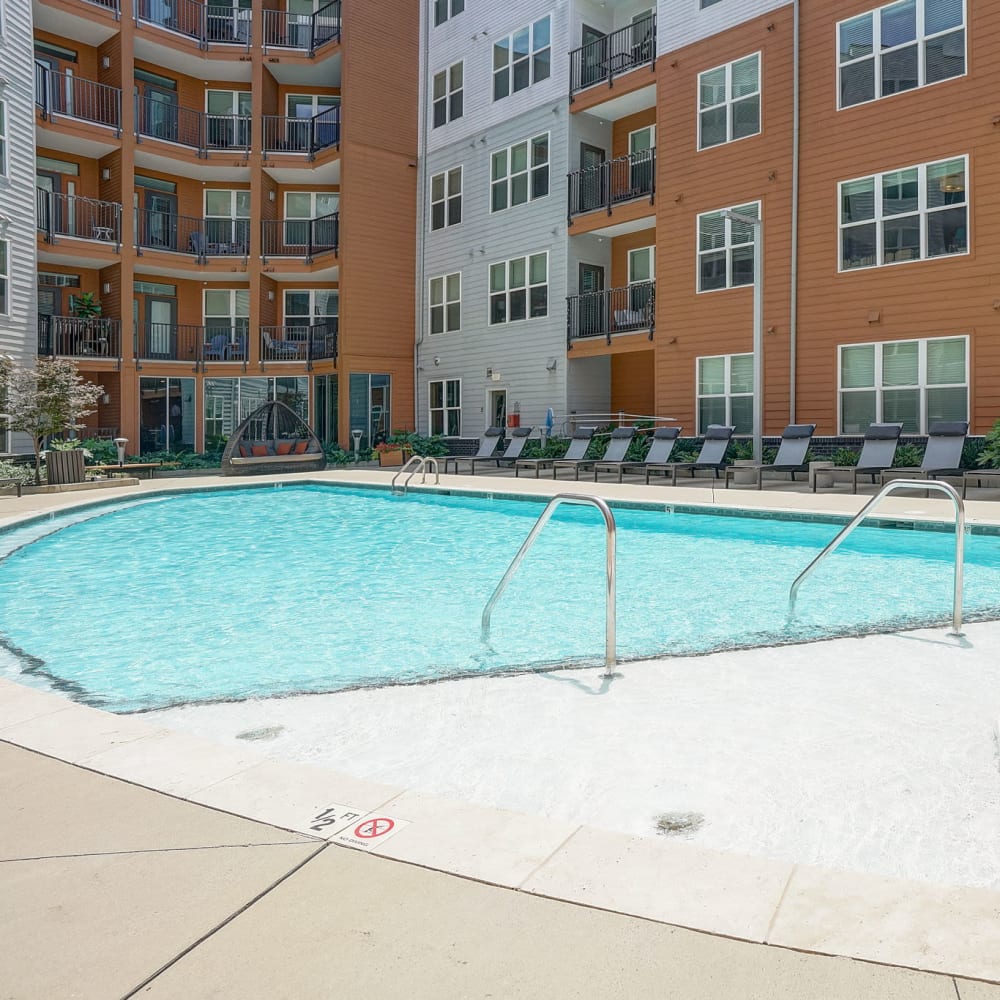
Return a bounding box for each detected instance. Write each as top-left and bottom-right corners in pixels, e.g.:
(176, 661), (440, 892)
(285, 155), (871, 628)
(72, 292), (108, 356)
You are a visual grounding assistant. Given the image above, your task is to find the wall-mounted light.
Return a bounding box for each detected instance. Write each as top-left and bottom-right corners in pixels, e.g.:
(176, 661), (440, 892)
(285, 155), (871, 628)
(433, 356), (440, 366)
(102, 282), (111, 295)
(100, 393), (110, 405)
(101, 167), (111, 181)
(545, 357), (557, 372)
(0, 213), (10, 237)
(268, 190), (275, 201)
(267, 290), (275, 301)
(101, 55), (111, 69)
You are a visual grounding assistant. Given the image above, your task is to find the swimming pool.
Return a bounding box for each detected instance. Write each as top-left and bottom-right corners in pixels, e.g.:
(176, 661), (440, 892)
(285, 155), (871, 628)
(0, 483), (996, 713)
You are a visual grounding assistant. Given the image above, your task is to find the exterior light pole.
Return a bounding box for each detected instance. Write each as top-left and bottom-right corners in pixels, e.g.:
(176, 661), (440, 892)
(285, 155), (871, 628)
(721, 208), (763, 464)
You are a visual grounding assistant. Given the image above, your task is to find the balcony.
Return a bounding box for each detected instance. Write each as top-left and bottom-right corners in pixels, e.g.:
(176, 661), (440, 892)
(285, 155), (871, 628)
(569, 14), (656, 101)
(136, 323), (248, 364)
(82, 0), (119, 10)
(263, 0), (340, 54)
(567, 282), (655, 346)
(263, 107), (340, 157)
(135, 0), (252, 47)
(261, 214), (339, 259)
(36, 190), (122, 247)
(38, 315), (122, 359)
(136, 95), (251, 156)
(137, 211), (249, 258)
(261, 322), (337, 363)
(568, 148), (655, 223)
(34, 64), (121, 133)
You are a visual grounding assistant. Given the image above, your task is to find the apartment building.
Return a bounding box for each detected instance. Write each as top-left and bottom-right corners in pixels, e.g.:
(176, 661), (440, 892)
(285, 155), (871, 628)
(418, 0), (987, 441)
(26, 0), (416, 453)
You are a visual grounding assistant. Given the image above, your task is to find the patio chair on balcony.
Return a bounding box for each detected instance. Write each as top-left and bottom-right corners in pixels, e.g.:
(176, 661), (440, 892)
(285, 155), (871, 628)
(203, 334), (228, 361)
(189, 231), (207, 257)
(263, 331), (301, 359)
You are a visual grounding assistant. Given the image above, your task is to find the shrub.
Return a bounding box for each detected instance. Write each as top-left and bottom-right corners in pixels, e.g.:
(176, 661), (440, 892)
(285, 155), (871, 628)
(79, 438), (119, 465)
(892, 443), (924, 467)
(831, 447), (860, 466)
(962, 437), (984, 470)
(383, 430), (448, 457)
(977, 421), (1000, 468)
(0, 459), (38, 486)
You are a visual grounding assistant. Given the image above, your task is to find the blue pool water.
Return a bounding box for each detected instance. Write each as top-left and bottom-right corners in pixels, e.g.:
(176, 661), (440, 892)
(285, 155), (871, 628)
(0, 484), (996, 713)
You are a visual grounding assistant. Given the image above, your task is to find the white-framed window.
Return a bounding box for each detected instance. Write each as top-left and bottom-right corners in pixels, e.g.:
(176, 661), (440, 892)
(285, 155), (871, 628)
(432, 62), (463, 128)
(204, 288), (250, 334)
(429, 273), (460, 334)
(697, 354), (753, 433)
(701, 0), (725, 7)
(433, 0), (463, 26)
(430, 167), (462, 231)
(0, 102), (7, 177)
(0, 240), (8, 317)
(429, 378), (461, 435)
(839, 335), (967, 434)
(489, 252), (548, 324)
(840, 155), (967, 271)
(204, 189), (250, 249)
(493, 16), (551, 101)
(838, 0), (966, 110)
(697, 201), (759, 291)
(284, 289), (338, 329)
(698, 53), (760, 149)
(490, 133), (549, 212)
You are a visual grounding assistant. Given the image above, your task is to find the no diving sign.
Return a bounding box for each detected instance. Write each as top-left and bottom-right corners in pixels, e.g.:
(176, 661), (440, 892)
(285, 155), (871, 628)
(333, 812), (408, 850)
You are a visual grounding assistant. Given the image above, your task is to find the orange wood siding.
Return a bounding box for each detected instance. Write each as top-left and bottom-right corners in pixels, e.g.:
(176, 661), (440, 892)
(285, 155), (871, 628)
(612, 109), (656, 161)
(611, 351), (655, 415)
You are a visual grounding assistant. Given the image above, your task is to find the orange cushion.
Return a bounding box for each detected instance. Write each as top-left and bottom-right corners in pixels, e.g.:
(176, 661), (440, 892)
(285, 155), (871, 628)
(294, 440), (310, 455)
(251, 445), (269, 457)
(239, 444), (252, 458)
(276, 441), (294, 455)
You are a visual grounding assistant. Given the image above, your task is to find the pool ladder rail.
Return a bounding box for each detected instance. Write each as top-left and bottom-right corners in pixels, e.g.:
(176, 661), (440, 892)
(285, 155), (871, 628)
(391, 455), (440, 494)
(481, 493), (619, 678)
(789, 479), (966, 636)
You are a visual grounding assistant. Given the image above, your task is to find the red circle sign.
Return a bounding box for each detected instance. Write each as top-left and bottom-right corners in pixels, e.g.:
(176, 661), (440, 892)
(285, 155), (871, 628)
(354, 817), (394, 839)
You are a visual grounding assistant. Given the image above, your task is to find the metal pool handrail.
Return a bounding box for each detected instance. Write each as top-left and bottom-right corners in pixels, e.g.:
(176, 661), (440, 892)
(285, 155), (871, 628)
(789, 480), (965, 635)
(391, 455), (440, 494)
(481, 493), (618, 676)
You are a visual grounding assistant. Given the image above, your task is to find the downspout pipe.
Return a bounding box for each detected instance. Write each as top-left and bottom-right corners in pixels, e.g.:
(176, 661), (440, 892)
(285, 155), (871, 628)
(789, 0), (801, 423)
(413, 5), (431, 433)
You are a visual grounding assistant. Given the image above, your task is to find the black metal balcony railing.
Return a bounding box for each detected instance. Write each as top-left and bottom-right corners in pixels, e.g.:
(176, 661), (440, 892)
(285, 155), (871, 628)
(568, 148), (655, 221)
(37, 315), (122, 359)
(36, 189), (123, 246)
(567, 281), (655, 346)
(263, 0), (340, 53)
(569, 13), (656, 99)
(34, 64), (121, 131)
(263, 106), (340, 156)
(135, 323), (249, 363)
(261, 321), (337, 363)
(136, 209), (249, 257)
(135, 94), (252, 155)
(261, 213), (339, 259)
(83, 0), (121, 12)
(135, 0), (251, 46)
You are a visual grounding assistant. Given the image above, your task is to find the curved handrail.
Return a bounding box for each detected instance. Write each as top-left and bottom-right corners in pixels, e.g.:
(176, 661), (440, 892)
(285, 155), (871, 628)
(391, 455), (441, 494)
(481, 493), (617, 676)
(789, 480), (965, 635)
(390, 455), (424, 493)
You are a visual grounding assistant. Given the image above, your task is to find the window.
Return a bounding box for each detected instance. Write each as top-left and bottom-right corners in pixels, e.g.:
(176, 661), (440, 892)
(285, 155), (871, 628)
(493, 16), (551, 101)
(429, 273), (460, 334)
(490, 134), (549, 212)
(432, 62), (463, 128)
(0, 241), (8, 317)
(840, 156), (967, 270)
(697, 202), (759, 291)
(205, 190), (250, 250)
(839, 336), (967, 433)
(701, 0), (726, 6)
(0, 102), (6, 177)
(204, 288), (249, 338)
(838, 0), (965, 109)
(285, 289), (338, 330)
(430, 167), (462, 231)
(698, 54), (760, 149)
(429, 379), (461, 435)
(697, 354), (753, 433)
(433, 0), (464, 26)
(205, 377), (309, 442)
(489, 253), (548, 324)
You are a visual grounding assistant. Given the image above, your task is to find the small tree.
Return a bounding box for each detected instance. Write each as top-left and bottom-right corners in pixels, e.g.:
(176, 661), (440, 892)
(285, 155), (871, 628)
(0, 357), (105, 484)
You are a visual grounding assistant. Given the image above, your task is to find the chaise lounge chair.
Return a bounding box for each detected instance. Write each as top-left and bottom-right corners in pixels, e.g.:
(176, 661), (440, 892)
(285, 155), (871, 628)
(443, 426), (503, 473)
(593, 426), (682, 482)
(880, 420), (968, 489)
(515, 427), (594, 478)
(552, 426), (635, 480)
(814, 422), (903, 493)
(724, 423), (816, 490)
(645, 424), (735, 485)
(448, 426), (533, 474)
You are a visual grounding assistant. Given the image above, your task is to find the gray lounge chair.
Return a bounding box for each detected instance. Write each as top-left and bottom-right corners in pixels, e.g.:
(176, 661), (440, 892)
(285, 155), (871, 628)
(515, 427), (594, 478)
(593, 426), (682, 482)
(645, 424), (735, 485)
(725, 423), (816, 489)
(552, 426), (635, 480)
(465, 426), (533, 474)
(880, 420), (968, 488)
(815, 422), (903, 493)
(443, 426), (503, 473)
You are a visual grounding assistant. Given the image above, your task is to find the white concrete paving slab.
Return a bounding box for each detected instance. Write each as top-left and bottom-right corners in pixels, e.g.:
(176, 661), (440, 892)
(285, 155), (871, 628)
(0, 677), (76, 729)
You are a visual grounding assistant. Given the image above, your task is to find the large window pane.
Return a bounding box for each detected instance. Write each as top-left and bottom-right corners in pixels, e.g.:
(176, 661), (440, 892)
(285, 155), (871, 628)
(926, 206), (967, 256)
(881, 0), (916, 47)
(698, 356), (725, 394)
(840, 13), (873, 60)
(842, 224), (877, 269)
(840, 60), (875, 106)
(925, 29), (964, 83)
(882, 217), (920, 263)
(841, 391), (877, 433)
(732, 98), (760, 140)
(730, 395), (753, 434)
(924, 0), (963, 35)
(926, 386), (967, 423)
(841, 344), (876, 388)
(881, 340), (918, 385)
(926, 337), (965, 383)
(881, 388), (920, 431)
(699, 108), (727, 148)
(881, 44), (918, 95)
(926, 158), (965, 209)
(699, 397), (727, 431)
(730, 354), (754, 393)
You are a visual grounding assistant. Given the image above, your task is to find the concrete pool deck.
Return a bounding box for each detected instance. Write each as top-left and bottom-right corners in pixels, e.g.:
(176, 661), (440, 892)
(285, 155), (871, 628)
(2, 469), (1000, 995)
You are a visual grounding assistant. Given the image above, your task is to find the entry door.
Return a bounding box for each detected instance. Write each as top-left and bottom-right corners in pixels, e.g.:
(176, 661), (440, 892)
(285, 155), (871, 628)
(206, 91), (251, 148)
(145, 86), (178, 142)
(36, 170), (61, 234)
(143, 191), (177, 250)
(579, 143), (605, 213)
(145, 296), (176, 358)
(581, 24), (606, 87)
(629, 126), (654, 195)
(37, 286), (61, 353)
(488, 389), (507, 431)
(579, 263), (605, 337)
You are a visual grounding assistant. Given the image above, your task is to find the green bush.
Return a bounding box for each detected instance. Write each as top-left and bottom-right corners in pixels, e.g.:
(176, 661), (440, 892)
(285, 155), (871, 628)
(383, 430), (448, 457)
(977, 422), (1000, 468)
(831, 447), (860, 466)
(892, 443), (924, 467)
(962, 437), (984, 470)
(79, 438), (119, 465)
(0, 459), (38, 486)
